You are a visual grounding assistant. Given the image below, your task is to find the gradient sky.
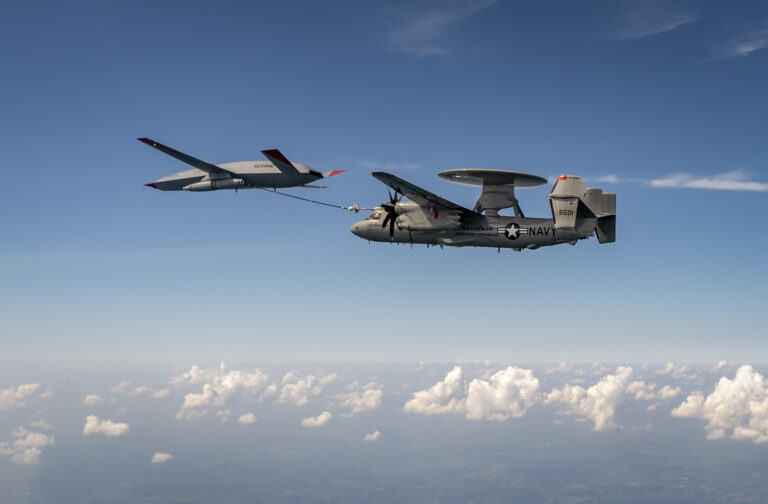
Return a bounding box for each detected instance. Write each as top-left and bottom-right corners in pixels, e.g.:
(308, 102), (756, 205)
(2, 0), (768, 363)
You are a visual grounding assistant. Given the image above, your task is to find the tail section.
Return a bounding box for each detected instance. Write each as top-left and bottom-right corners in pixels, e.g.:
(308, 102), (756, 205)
(549, 175), (616, 243)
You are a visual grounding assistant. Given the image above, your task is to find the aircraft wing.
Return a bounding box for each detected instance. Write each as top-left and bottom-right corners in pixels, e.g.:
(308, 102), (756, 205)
(138, 138), (236, 175)
(371, 172), (480, 216)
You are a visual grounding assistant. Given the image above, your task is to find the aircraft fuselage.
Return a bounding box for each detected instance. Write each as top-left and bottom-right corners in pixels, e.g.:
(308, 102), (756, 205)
(350, 213), (596, 250)
(146, 161), (321, 191)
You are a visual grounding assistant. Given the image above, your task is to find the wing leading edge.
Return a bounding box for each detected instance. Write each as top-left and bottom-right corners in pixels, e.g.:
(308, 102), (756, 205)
(370, 172), (480, 216)
(137, 138), (236, 176)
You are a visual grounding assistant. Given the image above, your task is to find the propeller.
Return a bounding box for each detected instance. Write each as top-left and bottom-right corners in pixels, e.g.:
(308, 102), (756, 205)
(381, 190), (402, 239)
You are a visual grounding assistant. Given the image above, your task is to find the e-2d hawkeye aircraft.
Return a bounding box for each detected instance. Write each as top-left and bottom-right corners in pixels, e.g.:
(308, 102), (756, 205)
(139, 138), (344, 191)
(350, 169), (616, 251)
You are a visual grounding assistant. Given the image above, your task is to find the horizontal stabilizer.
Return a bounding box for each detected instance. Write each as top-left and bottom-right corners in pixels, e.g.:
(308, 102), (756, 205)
(596, 215), (616, 244)
(261, 149), (300, 175)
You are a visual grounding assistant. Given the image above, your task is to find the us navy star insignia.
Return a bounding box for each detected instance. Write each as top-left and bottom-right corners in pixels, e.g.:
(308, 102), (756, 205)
(497, 223), (528, 240)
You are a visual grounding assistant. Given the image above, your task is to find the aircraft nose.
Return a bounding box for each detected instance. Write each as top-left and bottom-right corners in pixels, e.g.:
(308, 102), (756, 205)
(350, 221), (365, 238)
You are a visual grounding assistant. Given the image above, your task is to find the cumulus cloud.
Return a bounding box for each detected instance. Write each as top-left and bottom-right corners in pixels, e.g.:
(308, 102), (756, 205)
(111, 380), (132, 394)
(650, 170), (768, 192)
(336, 382), (383, 416)
(363, 430), (381, 442)
(83, 415), (130, 437)
(27, 419), (55, 431)
(404, 366), (464, 415)
(173, 364), (278, 420)
(150, 388), (170, 399)
(237, 413), (258, 425)
(545, 366), (667, 431)
(387, 0), (497, 57)
(301, 411), (332, 428)
(0, 383), (39, 409)
(130, 386), (151, 396)
(0, 427), (55, 465)
(279, 372), (337, 407)
(151, 452), (173, 464)
(404, 366), (540, 421)
(464, 367), (540, 421)
(671, 365), (768, 443)
(83, 394), (105, 405)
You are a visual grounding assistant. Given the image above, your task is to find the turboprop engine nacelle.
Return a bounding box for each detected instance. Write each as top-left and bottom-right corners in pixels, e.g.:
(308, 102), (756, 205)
(183, 178), (245, 191)
(395, 202), (462, 231)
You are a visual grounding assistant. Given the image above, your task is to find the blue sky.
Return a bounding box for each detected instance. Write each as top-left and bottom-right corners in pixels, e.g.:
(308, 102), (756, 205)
(2, 0), (768, 363)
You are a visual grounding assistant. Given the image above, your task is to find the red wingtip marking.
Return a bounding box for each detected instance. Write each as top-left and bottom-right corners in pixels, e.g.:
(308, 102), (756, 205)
(144, 183), (158, 189)
(325, 170), (345, 178)
(558, 175), (568, 181)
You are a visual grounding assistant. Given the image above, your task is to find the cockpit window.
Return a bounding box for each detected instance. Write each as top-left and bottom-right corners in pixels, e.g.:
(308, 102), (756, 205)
(369, 211), (381, 221)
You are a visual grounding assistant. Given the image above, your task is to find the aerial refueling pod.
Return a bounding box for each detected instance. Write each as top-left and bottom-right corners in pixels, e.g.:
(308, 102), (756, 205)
(183, 178), (245, 192)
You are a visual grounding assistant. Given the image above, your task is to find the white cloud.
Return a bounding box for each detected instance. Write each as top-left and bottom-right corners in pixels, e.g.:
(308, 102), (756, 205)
(173, 364), (277, 420)
(650, 170), (768, 192)
(671, 365), (768, 443)
(595, 174), (621, 184)
(404, 366), (464, 415)
(387, 0), (497, 57)
(336, 383), (383, 415)
(237, 413), (258, 425)
(0, 428), (55, 465)
(216, 409), (230, 422)
(83, 394), (105, 405)
(545, 366), (659, 431)
(610, 1), (696, 41)
(713, 29), (768, 60)
(111, 380), (132, 394)
(151, 452), (173, 464)
(151, 388), (170, 399)
(301, 411), (332, 428)
(170, 364), (222, 385)
(361, 161), (421, 172)
(363, 430), (381, 442)
(464, 367), (540, 421)
(82, 415), (130, 437)
(711, 360), (728, 372)
(0, 383), (39, 409)
(279, 372), (337, 407)
(130, 386), (151, 396)
(27, 419), (55, 431)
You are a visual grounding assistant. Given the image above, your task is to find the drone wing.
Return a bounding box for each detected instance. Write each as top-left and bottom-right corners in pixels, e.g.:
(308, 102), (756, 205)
(371, 172), (480, 216)
(138, 138), (236, 176)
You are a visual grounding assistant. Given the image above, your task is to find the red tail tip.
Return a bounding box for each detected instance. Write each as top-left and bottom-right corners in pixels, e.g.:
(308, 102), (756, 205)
(325, 170), (345, 178)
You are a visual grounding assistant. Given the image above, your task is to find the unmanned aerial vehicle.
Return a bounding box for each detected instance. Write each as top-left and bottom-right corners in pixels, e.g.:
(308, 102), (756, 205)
(140, 138), (343, 191)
